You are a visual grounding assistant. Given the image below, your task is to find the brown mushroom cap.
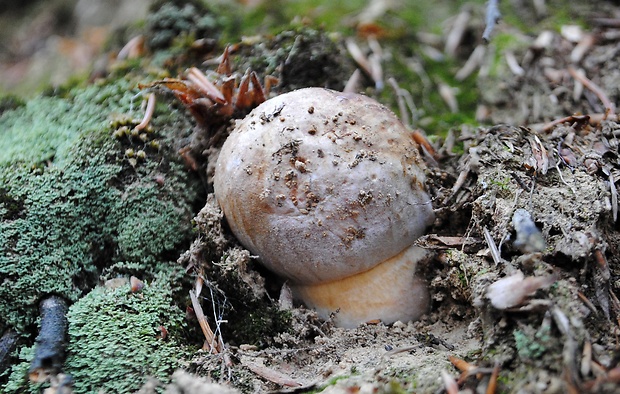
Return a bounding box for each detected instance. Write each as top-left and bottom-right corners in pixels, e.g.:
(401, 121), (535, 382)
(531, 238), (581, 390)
(214, 88), (434, 286)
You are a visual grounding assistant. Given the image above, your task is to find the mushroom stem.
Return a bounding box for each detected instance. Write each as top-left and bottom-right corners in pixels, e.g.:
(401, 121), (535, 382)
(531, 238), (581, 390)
(294, 245), (429, 328)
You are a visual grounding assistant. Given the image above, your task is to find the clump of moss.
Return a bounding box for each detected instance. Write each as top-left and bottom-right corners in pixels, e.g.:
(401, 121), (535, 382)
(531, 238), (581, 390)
(0, 77), (200, 337)
(232, 26), (356, 92)
(146, 1), (226, 54)
(64, 271), (191, 393)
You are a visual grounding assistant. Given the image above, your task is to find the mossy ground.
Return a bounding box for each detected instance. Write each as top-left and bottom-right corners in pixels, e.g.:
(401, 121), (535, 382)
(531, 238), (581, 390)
(0, 71), (202, 391)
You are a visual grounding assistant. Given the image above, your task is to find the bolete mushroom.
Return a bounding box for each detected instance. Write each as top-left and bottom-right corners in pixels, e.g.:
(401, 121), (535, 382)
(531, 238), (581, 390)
(214, 88), (434, 328)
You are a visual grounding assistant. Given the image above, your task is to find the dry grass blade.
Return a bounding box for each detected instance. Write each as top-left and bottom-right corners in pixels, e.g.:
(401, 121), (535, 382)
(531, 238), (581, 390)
(343, 68), (362, 93)
(438, 81), (458, 113)
(189, 289), (222, 354)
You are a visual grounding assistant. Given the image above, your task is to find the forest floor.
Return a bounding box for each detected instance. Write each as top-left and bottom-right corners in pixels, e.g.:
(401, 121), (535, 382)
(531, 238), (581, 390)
(1, 1), (620, 393)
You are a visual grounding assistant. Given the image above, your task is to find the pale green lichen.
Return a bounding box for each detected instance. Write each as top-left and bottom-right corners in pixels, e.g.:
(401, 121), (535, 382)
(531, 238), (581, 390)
(0, 76), (201, 390)
(64, 273), (191, 393)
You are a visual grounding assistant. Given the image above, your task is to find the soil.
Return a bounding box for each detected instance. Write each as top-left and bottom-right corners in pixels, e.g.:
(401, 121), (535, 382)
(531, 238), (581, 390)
(3, 1), (620, 393)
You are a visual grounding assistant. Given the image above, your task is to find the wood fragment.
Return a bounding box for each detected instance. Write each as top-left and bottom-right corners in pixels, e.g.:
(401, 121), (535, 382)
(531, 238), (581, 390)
(29, 296), (68, 383)
(278, 282), (293, 310)
(241, 359), (302, 387)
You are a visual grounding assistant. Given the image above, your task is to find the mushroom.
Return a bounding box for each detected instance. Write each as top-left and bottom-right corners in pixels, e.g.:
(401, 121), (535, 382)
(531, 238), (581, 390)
(214, 88), (435, 328)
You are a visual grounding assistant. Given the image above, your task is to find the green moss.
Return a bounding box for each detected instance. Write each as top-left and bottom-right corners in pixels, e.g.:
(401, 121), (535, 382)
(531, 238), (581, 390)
(63, 273), (191, 393)
(146, 2), (224, 50)
(1, 345), (41, 394)
(0, 77), (200, 338)
(232, 26), (355, 93)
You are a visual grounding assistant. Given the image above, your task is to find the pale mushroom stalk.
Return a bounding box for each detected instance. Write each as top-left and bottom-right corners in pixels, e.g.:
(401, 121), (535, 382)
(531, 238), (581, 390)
(214, 88), (435, 328)
(295, 245), (430, 328)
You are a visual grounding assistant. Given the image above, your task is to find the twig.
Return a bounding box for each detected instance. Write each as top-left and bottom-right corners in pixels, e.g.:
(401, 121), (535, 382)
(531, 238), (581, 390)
(29, 296), (68, 383)
(577, 291), (598, 315)
(541, 114), (590, 133)
(568, 66), (616, 117)
(482, 0), (502, 42)
(241, 359), (302, 387)
(0, 330), (18, 372)
(571, 34), (595, 63)
(189, 289), (222, 354)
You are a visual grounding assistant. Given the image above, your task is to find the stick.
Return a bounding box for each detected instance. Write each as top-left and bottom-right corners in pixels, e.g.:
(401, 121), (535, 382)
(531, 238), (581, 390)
(0, 330), (19, 372)
(568, 66), (616, 117)
(29, 296), (68, 382)
(483, 0), (502, 42)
